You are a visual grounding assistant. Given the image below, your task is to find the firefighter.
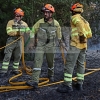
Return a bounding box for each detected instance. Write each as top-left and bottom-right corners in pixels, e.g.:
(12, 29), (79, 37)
(26, 4), (63, 88)
(0, 8), (30, 77)
(57, 3), (92, 93)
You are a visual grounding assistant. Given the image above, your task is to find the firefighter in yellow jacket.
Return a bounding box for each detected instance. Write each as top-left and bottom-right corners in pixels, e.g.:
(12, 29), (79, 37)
(57, 3), (92, 93)
(26, 4), (63, 88)
(0, 8), (30, 77)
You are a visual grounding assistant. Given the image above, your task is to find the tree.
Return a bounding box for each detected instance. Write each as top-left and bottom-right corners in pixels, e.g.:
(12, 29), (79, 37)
(0, 0), (100, 59)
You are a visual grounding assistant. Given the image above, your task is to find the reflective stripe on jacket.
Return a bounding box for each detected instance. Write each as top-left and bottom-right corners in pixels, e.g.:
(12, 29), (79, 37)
(31, 18), (62, 40)
(70, 14), (92, 49)
(6, 19), (30, 36)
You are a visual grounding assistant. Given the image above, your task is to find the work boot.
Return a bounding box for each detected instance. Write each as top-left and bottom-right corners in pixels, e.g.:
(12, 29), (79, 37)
(26, 81), (38, 89)
(48, 76), (54, 82)
(57, 83), (73, 93)
(74, 83), (83, 91)
(49, 76), (54, 82)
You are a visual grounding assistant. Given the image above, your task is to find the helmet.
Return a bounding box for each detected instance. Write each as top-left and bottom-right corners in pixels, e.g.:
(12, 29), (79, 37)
(71, 3), (83, 13)
(42, 4), (55, 13)
(14, 8), (24, 16)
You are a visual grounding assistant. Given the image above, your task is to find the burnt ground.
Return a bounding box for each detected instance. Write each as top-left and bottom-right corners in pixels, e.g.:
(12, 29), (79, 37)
(0, 50), (100, 100)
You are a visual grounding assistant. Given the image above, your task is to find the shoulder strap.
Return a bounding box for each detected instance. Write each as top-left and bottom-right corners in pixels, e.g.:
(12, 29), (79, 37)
(80, 16), (87, 23)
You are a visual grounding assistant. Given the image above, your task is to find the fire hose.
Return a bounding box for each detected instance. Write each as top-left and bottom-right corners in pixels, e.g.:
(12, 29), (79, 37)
(0, 36), (100, 92)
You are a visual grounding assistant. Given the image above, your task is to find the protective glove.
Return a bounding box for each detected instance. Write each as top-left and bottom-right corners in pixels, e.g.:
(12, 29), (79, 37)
(34, 38), (38, 47)
(79, 35), (86, 43)
(28, 43), (35, 50)
(16, 31), (20, 36)
(58, 39), (68, 51)
(58, 39), (66, 48)
(16, 31), (24, 36)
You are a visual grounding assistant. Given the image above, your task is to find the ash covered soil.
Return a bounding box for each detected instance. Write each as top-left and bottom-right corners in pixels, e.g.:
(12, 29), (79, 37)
(0, 50), (100, 100)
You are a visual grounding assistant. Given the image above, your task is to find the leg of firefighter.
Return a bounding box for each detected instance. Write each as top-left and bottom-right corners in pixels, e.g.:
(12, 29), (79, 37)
(0, 42), (14, 77)
(46, 46), (55, 82)
(26, 47), (44, 89)
(84, 54), (86, 68)
(12, 40), (22, 74)
(76, 48), (86, 91)
(57, 46), (79, 93)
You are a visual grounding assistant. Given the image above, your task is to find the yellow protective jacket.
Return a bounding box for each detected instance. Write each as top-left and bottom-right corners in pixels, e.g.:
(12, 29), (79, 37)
(6, 19), (30, 36)
(30, 18), (62, 39)
(70, 14), (92, 49)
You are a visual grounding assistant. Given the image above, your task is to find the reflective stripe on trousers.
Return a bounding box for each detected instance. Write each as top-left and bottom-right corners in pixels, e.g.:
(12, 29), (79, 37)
(33, 68), (41, 71)
(64, 73), (72, 82)
(64, 46), (86, 85)
(77, 73), (84, 80)
(13, 62), (19, 70)
(1, 62), (9, 72)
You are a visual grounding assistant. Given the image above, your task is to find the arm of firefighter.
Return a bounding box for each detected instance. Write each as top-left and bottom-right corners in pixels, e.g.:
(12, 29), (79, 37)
(20, 22), (30, 35)
(75, 21), (87, 43)
(75, 18), (92, 38)
(28, 38), (35, 50)
(85, 23), (92, 38)
(29, 23), (39, 49)
(58, 39), (66, 48)
(55, 20), (62, 40)
(29, 21), (40, 45)
(28, 28), (35, 49)
(6, 21), (19, 36)
(55, 21), (66, 48)
(71, 16), (85, 37)
(75, 20), (85, 37)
